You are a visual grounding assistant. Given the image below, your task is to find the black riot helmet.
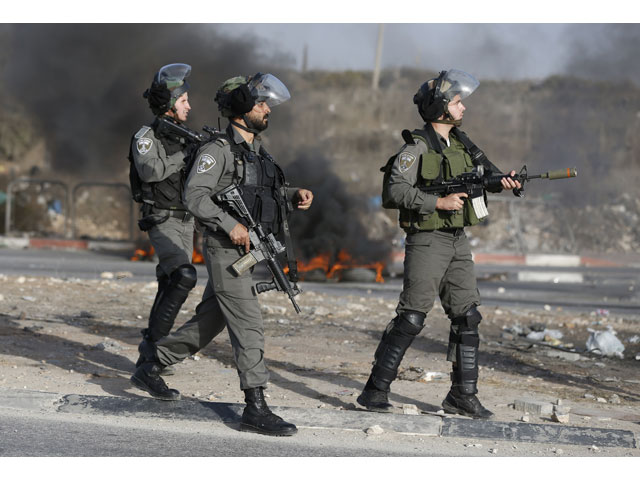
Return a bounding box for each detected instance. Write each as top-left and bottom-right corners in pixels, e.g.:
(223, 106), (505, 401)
(143, 63), (191, 116)
(413, 69), (479, 125)
(214, 73), (291, 119)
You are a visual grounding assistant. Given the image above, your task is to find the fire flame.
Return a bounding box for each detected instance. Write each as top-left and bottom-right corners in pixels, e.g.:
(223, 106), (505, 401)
(131, 246), (155, 261)
(292, 249), (385, 283)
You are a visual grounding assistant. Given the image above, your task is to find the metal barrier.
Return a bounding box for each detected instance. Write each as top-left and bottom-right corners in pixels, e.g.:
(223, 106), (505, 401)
(71, 182), (134, 241)
(4, 178), (70, 236)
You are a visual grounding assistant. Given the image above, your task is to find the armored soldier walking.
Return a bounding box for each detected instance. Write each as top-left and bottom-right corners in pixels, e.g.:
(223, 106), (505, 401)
(358, 70), (521, 419)
(131, 73), (313, 436)
(128, 63), (199, 371)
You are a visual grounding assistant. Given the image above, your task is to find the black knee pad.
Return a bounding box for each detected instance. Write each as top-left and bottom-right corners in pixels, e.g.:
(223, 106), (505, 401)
(450, 306), (482, 329)
(170, 263), (197, 291)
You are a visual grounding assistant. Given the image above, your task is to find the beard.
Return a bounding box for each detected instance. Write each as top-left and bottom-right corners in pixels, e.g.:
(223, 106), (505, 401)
(245, 112), (269, 132)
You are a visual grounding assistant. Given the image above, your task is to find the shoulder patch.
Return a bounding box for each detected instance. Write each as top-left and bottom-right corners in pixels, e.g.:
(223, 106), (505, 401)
(136, 137), (153, 155)
(134, 126), (151, 139)
(398, 152), (417, 174)
(197, 154), (216, 173)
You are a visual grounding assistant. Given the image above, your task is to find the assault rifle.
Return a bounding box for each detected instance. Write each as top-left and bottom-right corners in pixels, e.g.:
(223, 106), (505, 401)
(215, 184), (302, 314)
(419, 165), (577, 219)
(154, 116), (218, 144)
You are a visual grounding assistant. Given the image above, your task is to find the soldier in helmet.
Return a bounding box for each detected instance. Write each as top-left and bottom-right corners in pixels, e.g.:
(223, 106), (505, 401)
(357, 70), (521, 419)
(128, 63), (198, 377)
(131, 73), (313, 437)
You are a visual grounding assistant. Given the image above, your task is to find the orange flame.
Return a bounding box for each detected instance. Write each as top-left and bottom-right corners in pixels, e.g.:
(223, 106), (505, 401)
(131, 246), (155, 261)
(292, 249), (385, 283)
(192, 249), (204, 264)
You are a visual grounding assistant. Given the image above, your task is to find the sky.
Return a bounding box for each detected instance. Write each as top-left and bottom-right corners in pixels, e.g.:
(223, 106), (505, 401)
(6, 1), (640, 83)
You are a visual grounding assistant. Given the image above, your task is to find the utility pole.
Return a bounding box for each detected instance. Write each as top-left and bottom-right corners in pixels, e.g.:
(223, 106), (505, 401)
(302, 44), (308, 73)
(372, 24), (384, 90)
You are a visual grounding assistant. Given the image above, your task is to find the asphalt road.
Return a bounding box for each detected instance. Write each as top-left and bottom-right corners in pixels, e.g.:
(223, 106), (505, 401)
(1, 248), (638, 314)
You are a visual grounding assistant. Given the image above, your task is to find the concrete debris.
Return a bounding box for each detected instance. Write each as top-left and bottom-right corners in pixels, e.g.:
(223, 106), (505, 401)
(402, 404), (419, 415)
(586, 327), (625, 358)
(365, 425), (384, 435)
(100, 272), (114, 279)
(596, 397), (608, 403)
(513, 398), (553, 415)
(608, 394), (621, 405)
(520, 415), (530, 422)
(551, 405), (571, 423)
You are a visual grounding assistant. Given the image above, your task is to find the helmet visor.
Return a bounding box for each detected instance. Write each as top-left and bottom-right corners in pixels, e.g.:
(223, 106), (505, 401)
(248, 73), (291, 107)
(439, 69), (479, 101)
(158, 63), (192, 90)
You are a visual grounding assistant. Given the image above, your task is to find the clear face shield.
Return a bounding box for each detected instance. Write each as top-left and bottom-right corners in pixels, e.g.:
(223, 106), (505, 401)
(438, 69), (479, 101)
(247, 73), (291, 107)
(157, 63), (191, 90)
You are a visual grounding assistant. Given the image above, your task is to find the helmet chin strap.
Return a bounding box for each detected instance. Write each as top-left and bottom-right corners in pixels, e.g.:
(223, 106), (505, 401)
(432, 107), (462, 127)
(230, 117), (261, 135)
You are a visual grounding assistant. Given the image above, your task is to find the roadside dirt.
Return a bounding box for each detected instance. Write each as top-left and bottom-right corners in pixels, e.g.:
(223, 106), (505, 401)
(1, 273), (639, 454)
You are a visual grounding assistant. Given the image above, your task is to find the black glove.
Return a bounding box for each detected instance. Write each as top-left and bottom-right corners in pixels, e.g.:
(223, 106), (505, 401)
(229, 84), (255, 116)
(144, 82), (172, 116)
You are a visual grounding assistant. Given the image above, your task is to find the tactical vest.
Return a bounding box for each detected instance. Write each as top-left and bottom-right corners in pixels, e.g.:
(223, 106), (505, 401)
(212, 133), (289, 235)
(399, 130), (482, 232)
(127, 123), (189, 211)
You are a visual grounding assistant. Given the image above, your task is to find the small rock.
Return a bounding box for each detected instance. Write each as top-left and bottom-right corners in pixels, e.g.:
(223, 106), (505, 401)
(553, 448), (564, 455)
(402, 404), (419, 415)
(22, 296), (36, 302)
(365, 425), (384, 435)
(551, 412), (570, 423)
(436, 409), (445, 415)
(497, 287), (506, 294)
(520, 415), (530, 422)
(277, 318), (290, 325)
(608, 394), (621, 404)
(489, 448), (498, 454)
(589, 445), (600, 452)
(17, 276), (26, 284)
(313, 306), (330, 316)
(190, 355), (201, 361)
(0, 294), (4, 301)
(584, 393), (596, 400)
(100, 272), (114, 279)
(555, 399), (563, 406)
(596, 397), (607, 403)
(544, 304), (552, 311)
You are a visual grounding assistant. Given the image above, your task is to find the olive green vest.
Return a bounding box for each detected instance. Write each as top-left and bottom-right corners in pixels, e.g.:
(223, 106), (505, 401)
(399, 132), (482, 231)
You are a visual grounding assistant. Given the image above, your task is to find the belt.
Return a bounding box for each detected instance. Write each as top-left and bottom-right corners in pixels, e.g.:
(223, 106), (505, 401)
(167, 210), (192, 221)
(438, 227), (465, 236)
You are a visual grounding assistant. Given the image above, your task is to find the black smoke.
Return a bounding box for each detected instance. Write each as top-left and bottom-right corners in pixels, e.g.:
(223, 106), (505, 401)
(284, 150), (391, 264)
(0, 24), (294, 178)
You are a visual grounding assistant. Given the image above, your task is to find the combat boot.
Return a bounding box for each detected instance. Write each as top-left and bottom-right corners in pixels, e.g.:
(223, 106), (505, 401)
(240, 387), (297, 436)
(357, 377), (393, 412)
(442, 387), (494, 419)
(135, 337), (176, 375)
(130, 362), (181, 401)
